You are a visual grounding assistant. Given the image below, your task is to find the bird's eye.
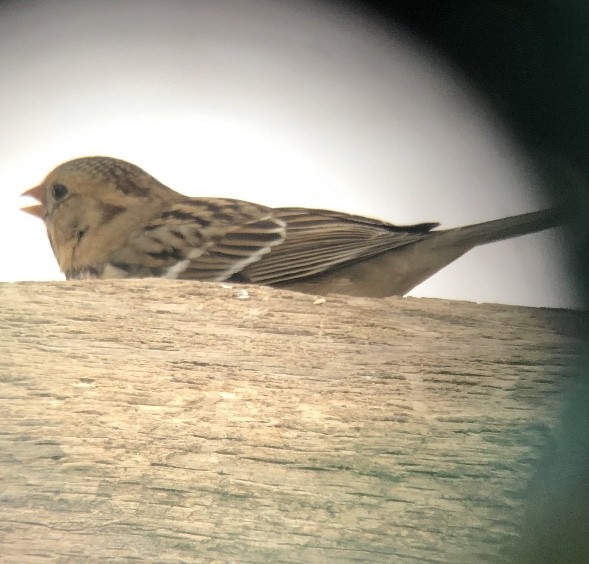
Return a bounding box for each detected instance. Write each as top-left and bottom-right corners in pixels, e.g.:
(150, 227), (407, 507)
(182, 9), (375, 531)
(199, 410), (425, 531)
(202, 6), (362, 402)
(51, 183), (69, 202)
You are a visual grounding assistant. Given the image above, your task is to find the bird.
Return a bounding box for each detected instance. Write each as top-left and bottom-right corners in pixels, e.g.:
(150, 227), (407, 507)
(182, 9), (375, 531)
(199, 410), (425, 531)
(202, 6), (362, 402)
(21, 156), (564, 298)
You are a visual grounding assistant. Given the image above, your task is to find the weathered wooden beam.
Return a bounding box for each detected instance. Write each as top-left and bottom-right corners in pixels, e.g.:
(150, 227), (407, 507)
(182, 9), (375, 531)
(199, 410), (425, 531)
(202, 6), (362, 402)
(0, 281), (586, 562)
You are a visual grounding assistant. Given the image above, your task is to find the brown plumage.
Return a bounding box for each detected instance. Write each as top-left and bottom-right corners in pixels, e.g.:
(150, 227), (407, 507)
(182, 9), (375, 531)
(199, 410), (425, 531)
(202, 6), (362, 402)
(22, 156), (563, 297)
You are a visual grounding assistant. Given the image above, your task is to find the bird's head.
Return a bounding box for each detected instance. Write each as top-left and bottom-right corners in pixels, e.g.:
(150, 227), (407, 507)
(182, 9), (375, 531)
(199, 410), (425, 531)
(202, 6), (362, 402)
(21, 156), (176, 275)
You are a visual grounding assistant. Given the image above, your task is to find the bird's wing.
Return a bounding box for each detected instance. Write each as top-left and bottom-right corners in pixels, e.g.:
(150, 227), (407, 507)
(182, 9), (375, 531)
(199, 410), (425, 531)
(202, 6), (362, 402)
(112, 201), (438, 283)
(238, 208), (438, 285)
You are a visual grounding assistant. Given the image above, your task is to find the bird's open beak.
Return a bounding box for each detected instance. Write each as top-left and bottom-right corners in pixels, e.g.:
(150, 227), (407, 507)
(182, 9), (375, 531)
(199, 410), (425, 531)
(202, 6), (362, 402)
(21, 185), (46, 220)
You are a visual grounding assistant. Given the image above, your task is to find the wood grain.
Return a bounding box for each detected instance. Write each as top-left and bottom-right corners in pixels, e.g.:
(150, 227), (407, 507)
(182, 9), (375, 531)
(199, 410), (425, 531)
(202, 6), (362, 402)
(0, 280), (586, 562)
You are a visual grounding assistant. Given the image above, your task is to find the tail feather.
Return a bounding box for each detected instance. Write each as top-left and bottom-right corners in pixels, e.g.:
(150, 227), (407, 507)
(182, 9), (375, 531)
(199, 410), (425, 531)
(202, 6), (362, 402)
(274, 207), (566, 297)
(436, 208), (565, 247)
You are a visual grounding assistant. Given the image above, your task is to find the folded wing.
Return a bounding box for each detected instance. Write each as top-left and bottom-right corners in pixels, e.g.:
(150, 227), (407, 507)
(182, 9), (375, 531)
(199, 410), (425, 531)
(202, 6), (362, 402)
(235, 208), (438, 285)
(114, 200), (438, 283)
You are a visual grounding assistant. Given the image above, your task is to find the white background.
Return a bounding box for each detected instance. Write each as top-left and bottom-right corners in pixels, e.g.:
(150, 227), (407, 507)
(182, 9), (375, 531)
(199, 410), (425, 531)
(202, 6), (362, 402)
(0, 1), (579, 307)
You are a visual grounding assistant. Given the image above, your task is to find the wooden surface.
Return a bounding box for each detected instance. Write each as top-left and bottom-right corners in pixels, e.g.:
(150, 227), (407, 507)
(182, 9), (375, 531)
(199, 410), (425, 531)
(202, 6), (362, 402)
(0, 280), (586, 562)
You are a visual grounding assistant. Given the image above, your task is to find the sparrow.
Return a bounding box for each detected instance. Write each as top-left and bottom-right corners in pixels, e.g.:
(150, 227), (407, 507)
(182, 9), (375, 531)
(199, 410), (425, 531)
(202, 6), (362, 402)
(22, 156), (564, 297)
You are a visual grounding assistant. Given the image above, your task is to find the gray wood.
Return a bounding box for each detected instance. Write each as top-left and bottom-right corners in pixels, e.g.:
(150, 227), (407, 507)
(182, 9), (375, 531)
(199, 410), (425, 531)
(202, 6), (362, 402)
(0, 280), (586, 562)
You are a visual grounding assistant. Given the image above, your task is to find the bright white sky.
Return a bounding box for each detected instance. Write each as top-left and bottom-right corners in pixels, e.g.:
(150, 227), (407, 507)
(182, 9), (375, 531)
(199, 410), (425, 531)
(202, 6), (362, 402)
(0, 0), (579, 307)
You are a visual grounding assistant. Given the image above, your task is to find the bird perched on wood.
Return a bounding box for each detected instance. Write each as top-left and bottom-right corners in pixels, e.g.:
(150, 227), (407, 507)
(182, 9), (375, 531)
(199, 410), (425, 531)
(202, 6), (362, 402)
(22, 156), (563, 297)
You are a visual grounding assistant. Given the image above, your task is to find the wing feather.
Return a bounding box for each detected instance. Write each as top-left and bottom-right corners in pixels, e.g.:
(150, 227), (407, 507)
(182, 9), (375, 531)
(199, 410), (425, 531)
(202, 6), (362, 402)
(239, 208), (437, 284)
(112, 200), (437, 283)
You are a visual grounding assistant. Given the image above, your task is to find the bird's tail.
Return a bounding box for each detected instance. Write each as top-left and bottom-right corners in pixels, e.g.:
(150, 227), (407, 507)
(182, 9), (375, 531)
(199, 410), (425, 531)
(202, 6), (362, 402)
(276, 207), (566, 297)
(437, 208), (565, 247)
